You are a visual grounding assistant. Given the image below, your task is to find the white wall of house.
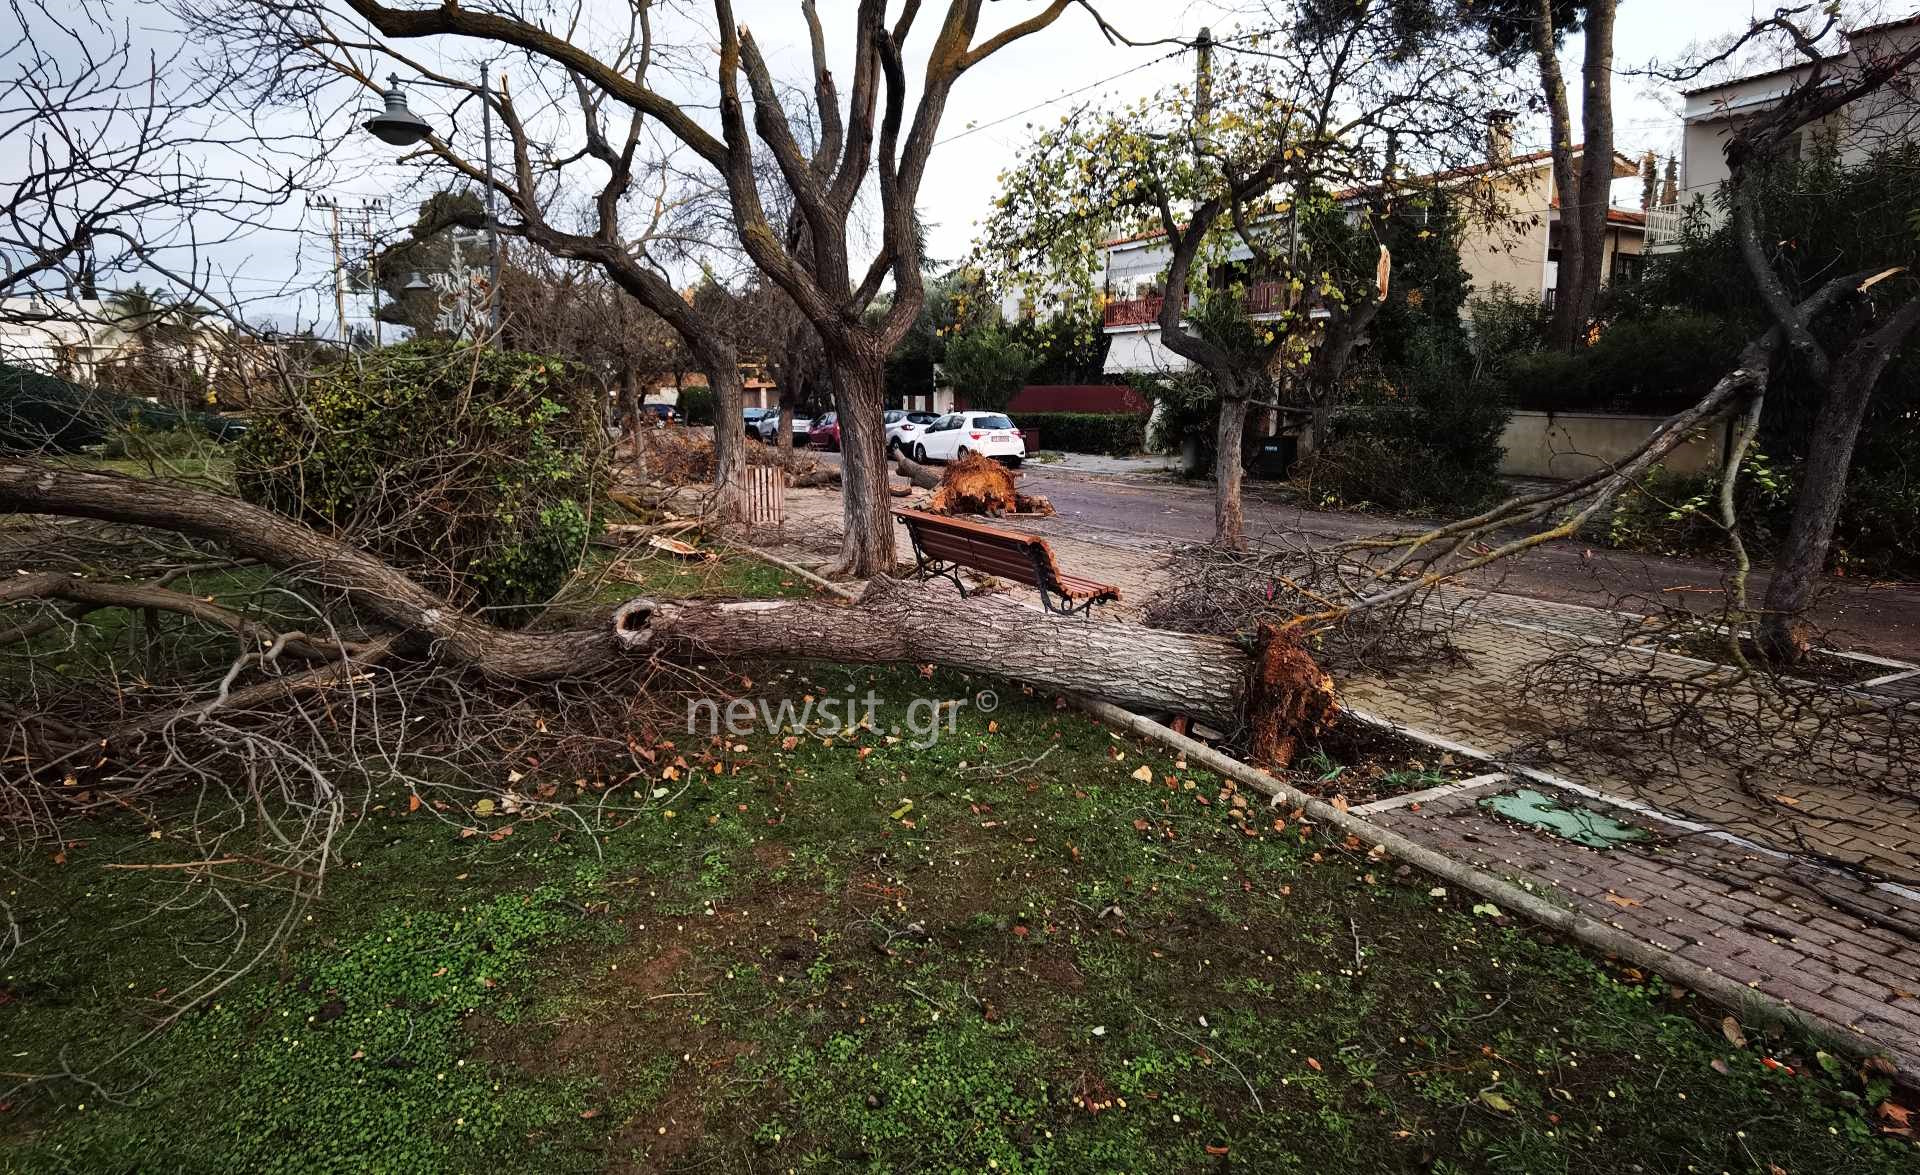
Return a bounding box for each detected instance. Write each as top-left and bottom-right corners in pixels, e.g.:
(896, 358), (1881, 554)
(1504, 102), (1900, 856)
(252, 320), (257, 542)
(1676, 16), (1920, 209)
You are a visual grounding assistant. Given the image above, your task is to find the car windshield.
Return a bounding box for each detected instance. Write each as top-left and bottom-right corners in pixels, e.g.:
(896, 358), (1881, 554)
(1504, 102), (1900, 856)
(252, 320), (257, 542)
(884, 410), (903, 422)
(970, 415), (1014, 430)
(909, 412), (936, 423)
(744, 408), (768, 420)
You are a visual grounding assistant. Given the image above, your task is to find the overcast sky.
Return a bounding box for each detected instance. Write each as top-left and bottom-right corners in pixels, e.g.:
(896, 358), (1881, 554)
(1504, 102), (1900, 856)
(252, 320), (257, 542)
(21, 0), (1895, 336)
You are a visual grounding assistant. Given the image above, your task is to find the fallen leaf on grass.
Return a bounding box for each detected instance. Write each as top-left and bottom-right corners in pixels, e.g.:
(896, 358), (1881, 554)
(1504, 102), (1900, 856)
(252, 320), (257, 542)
(474, 798), (496, 817)
(1478, 1090), (1515, 1113)
(1878, 1101), (1913, 1135)
(1710, 1058), (1731, 1075)
(407, 793), (421, 813)
(1306, 1057), (1322, 1072)
(1721, 1016), (1748, 1049)
(579, 1109), (600, 1120)
(1130, 764), (1153, 782)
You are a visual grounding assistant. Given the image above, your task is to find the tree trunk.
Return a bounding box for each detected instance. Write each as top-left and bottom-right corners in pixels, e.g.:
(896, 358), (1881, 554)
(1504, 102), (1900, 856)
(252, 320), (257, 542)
(702, 346), (747, 521)
(1532, 1), (1585, 352)
(1573, 0), (1618, 339)
(0, 458), (1269, 729)
(1213, 395), (1250, 550)
(618, 362), (642, 448)
(1757, 302), (1920, 660)
(775, 381), (796, 455)
(826, 345), (898, 577)
(624, 577), (1254, 729)
(895, 450), (941, 490)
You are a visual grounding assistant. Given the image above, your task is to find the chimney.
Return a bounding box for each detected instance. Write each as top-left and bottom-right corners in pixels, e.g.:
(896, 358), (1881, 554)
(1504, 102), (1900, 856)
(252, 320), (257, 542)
(1486, 110), (1516, 167)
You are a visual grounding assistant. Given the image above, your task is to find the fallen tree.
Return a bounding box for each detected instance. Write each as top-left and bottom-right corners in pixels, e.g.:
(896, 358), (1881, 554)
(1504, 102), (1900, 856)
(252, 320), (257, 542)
(0, 459), (1285, 735)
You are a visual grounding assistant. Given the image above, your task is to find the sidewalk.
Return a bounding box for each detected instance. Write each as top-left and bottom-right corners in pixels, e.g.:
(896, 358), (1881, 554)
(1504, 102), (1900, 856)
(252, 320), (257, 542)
(762, 485), (1920, 1075)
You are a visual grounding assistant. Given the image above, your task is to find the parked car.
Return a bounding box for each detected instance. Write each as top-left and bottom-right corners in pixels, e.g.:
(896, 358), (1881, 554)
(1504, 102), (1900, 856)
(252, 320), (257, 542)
(884, 409), (939, 453)
(807, 412), (841, 451)
(754, 409), (813, 444)
(905, 412), (1026, 468)
(641, 403), (677, 425)
(743, 406), (771, 436)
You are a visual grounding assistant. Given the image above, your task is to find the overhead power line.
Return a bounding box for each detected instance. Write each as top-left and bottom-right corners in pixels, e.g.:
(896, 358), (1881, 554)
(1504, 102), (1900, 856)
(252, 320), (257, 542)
(933, 48), (1187, 147)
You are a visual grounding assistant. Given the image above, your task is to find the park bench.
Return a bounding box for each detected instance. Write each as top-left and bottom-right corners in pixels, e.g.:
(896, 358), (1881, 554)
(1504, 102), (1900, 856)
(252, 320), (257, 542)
(893, 507), (1120, 618)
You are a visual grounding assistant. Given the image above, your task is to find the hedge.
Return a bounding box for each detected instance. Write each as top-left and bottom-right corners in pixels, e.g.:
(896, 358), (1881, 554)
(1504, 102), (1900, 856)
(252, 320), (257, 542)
(1011, 411), (1144, 456)
(234, 341), (603, 619)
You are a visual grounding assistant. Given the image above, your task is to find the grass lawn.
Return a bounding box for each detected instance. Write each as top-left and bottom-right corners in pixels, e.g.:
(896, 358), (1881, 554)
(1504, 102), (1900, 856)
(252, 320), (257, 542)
(2, 655), (1910, 1173)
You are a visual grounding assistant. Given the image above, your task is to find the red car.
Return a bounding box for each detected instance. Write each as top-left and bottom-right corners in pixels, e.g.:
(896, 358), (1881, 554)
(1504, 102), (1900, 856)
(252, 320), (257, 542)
(806, 412), (840, 451)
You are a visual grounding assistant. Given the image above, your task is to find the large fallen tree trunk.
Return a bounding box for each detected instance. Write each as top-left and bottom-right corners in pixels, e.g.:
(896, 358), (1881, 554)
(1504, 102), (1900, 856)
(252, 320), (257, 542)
(0, 460), (1293, 736)
(616, 577), (1258, 729)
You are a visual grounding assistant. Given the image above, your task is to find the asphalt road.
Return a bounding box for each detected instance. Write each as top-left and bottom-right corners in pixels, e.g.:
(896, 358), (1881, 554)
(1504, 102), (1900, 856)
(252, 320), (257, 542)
(812, 450), (1920, 661)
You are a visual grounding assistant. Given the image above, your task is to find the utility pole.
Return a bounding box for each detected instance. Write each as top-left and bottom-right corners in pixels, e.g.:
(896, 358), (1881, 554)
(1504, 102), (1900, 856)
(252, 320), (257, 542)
(312, 195), (390, 349)
(324, 200), (348, 346)
(481, 63), (503, 337)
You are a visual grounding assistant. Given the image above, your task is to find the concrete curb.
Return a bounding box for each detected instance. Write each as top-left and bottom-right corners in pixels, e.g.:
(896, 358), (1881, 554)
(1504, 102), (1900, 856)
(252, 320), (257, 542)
(1073, 696), (1899, 1076)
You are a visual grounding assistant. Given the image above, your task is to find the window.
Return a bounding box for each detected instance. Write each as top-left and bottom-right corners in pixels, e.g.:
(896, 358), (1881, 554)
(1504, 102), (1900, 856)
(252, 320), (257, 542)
(1612, 253), (1643, 284)
(969, 414), (1014, 430)
(884, 409), (904, 423)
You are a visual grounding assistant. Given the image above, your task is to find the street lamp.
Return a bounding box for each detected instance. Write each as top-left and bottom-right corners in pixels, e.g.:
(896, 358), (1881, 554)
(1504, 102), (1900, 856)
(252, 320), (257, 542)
(361, 70), (503, 335)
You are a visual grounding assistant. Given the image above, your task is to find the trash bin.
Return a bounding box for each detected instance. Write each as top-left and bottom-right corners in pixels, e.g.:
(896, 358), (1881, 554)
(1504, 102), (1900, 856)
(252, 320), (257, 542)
(1249, 433), (1297, 479)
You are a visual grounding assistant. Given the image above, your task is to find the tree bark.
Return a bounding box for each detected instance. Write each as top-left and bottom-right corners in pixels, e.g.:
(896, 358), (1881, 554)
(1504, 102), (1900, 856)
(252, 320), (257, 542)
(1573, 0), (1618, 340)
(775, 381), (796, 456)
(618, 361), (642, 447)
(701, 346), (748, 521)
(1532, 0), (1584, 351)
(622, 577), (1255, 729)
(826, 345), (898, 576)
(1757, 300), (1920, 660)
(1213, 395), (1250, 550)
(895, 450), (941, 490)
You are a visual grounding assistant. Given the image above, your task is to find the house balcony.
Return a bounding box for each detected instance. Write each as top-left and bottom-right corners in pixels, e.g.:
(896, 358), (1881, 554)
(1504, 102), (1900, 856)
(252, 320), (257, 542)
(1103, 295), (1164, 329)
(1104, 280), (1296, 332)
(1242, 279), (1289, 317)
(1645, 203), (1724, 252)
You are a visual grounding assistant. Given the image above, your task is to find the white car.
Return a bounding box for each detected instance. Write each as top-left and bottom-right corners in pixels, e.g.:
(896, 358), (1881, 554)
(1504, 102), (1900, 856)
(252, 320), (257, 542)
(754, 409), (813, 444)
(884, 409), (939, 452)
(905, 412), (1026, 468)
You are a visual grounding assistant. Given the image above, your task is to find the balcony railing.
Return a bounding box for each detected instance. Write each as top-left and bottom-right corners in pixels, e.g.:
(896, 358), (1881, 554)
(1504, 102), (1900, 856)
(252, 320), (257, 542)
(1103, 295), (1164, 328)
(1645, 206), (1686, 248)
(1243, 280), (1289, 316)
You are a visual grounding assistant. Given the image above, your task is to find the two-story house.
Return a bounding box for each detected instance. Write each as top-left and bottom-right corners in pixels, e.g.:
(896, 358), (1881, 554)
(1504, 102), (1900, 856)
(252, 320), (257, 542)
(1648, 11), (1920, 250)
(1096, 137), (1647, 376)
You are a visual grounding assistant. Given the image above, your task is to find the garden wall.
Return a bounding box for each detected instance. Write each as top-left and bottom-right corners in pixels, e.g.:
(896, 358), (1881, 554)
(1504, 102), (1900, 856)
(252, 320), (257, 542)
(1497, 410), (1729, 480)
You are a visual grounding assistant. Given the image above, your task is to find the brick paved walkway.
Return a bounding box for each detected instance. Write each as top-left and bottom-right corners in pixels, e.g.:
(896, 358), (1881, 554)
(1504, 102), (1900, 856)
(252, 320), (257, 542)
(762, 487), (1920, 1073)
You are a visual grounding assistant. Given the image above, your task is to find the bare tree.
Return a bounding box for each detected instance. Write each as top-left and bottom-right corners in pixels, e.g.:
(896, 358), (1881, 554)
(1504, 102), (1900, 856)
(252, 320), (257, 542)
(1, 1), (311, 337)
(298, 0), (1109, 575)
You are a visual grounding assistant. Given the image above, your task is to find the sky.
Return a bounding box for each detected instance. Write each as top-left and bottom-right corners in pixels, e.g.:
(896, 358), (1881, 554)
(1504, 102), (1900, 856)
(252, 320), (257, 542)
(7, 0), (1895, 338)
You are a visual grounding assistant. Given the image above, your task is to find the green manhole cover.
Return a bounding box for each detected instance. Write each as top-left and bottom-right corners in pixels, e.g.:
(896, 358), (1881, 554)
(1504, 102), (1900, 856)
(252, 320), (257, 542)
(1478, 788), (1651, 849)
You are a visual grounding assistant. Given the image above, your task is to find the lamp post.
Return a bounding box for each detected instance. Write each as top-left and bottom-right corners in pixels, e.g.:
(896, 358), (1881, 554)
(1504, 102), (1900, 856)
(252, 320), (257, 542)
(362, 67), (503, 336)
